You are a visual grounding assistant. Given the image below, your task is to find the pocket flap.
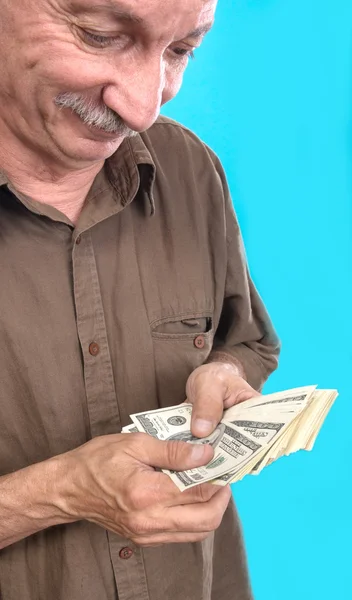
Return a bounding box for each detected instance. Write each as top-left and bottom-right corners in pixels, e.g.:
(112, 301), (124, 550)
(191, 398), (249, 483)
(152, 316), (212, 336)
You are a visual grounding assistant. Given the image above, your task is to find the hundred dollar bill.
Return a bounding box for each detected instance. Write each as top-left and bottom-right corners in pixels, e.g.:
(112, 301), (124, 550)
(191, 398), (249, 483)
(167, 423), (265, 490)
(130, 404), (268, 489)
(195, 386), (319, 487)
(128, 386), (338, 490)
(130, 403), (225, 447)
(210, 411), (303, 486)
(129, 387), (316, 443)
(130, 400), (302, 491)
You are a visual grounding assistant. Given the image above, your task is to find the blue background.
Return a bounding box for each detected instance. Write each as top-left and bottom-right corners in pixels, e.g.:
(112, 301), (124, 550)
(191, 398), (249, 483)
(163, 1), (351, 598)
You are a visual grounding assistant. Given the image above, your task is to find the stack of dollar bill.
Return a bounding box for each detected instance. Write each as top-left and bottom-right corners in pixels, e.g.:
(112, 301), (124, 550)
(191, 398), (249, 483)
(122, 386), (338, 491)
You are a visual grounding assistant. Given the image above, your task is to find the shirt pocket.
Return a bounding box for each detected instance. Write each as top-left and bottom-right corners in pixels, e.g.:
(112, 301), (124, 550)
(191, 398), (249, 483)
(151, 313), (214, 406)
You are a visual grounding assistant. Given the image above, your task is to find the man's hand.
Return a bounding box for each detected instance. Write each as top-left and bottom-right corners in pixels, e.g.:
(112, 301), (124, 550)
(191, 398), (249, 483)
(59, 433), (232, 547)
(186, 362), (260, 438)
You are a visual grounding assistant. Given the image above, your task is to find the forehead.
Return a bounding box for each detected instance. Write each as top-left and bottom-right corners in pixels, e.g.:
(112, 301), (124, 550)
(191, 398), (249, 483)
(66, 0), (217, 26)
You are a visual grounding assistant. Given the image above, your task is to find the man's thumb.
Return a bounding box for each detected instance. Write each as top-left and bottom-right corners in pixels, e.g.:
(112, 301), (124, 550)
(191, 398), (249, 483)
(142, 436), (214, 471)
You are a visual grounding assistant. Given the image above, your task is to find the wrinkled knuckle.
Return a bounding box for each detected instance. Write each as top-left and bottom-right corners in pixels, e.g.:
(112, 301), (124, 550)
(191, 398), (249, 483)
(127, 433), (147, 454)
(167, 440), (185, 464)
(122, 433), (138, 450)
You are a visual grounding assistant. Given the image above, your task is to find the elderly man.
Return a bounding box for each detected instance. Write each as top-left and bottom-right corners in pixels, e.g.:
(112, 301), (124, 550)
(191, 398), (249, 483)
(0, 1), (280, 599)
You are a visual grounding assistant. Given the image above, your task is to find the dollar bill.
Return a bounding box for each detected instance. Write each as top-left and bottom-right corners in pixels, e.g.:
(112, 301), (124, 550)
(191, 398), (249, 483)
(128, 386), (338, 491)
(130, 390), (308, 490)
(130, 403), (227, 448)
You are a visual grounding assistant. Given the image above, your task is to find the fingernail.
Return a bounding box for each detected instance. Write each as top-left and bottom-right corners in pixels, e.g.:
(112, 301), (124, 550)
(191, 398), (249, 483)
(194, 419), (214, 436)
(190, 444), (208, 461)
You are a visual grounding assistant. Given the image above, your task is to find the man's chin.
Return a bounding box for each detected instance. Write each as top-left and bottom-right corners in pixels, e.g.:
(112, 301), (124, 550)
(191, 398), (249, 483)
(53, 133), (127, 165)
(46, 109), (132, 165)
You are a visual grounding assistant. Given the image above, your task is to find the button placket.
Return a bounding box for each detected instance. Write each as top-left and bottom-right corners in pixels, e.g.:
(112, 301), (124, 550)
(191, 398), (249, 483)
(72, 229), (121, 438)
(71, 201), (151, 600)
(107, 532), (150, 600)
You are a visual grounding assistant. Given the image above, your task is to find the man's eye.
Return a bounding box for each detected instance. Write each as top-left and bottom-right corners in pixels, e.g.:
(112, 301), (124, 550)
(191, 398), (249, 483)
(80, 29), (117, 48)
(172, 48), (196, 60)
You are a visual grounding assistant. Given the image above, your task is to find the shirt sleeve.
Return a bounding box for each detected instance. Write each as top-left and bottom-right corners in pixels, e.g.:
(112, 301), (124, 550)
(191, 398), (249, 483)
(207, 152), (281, 391)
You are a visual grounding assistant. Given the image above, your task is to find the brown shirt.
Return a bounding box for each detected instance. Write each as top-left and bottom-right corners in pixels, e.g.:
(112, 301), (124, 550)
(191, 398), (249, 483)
(0, 116), (280, 600)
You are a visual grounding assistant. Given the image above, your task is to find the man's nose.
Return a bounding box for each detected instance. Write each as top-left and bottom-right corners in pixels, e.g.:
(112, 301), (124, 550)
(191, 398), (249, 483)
(102, 56), (165, 133)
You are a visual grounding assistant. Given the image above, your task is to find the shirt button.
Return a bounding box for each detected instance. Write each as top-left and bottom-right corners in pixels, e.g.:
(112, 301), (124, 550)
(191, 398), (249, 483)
(89, 342), (100, 356)
(76, 235), (82, 245)
(119, 547), (134, 560)
(194, 335), (205, 349)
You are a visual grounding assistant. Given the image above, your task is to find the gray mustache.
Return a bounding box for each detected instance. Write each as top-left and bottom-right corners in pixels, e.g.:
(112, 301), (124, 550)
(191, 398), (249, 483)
(54, 92), (135, 136)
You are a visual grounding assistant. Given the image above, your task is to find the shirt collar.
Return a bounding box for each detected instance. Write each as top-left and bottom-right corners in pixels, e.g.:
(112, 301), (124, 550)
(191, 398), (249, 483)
(105, 134), (156, 216)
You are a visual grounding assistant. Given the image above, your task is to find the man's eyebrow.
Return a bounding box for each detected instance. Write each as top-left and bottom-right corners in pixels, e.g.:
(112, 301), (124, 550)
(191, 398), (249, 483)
(186, 23), (214, 39)
(81, 1), (143, 25)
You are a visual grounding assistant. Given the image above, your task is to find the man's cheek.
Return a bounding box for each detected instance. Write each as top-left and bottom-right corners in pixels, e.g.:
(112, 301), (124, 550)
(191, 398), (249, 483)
(36, 47), (112, 92)
(162, 73), (185, 105)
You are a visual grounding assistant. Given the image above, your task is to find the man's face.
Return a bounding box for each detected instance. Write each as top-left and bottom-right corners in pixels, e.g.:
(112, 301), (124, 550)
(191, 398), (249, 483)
(0, 0), (216, 166)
